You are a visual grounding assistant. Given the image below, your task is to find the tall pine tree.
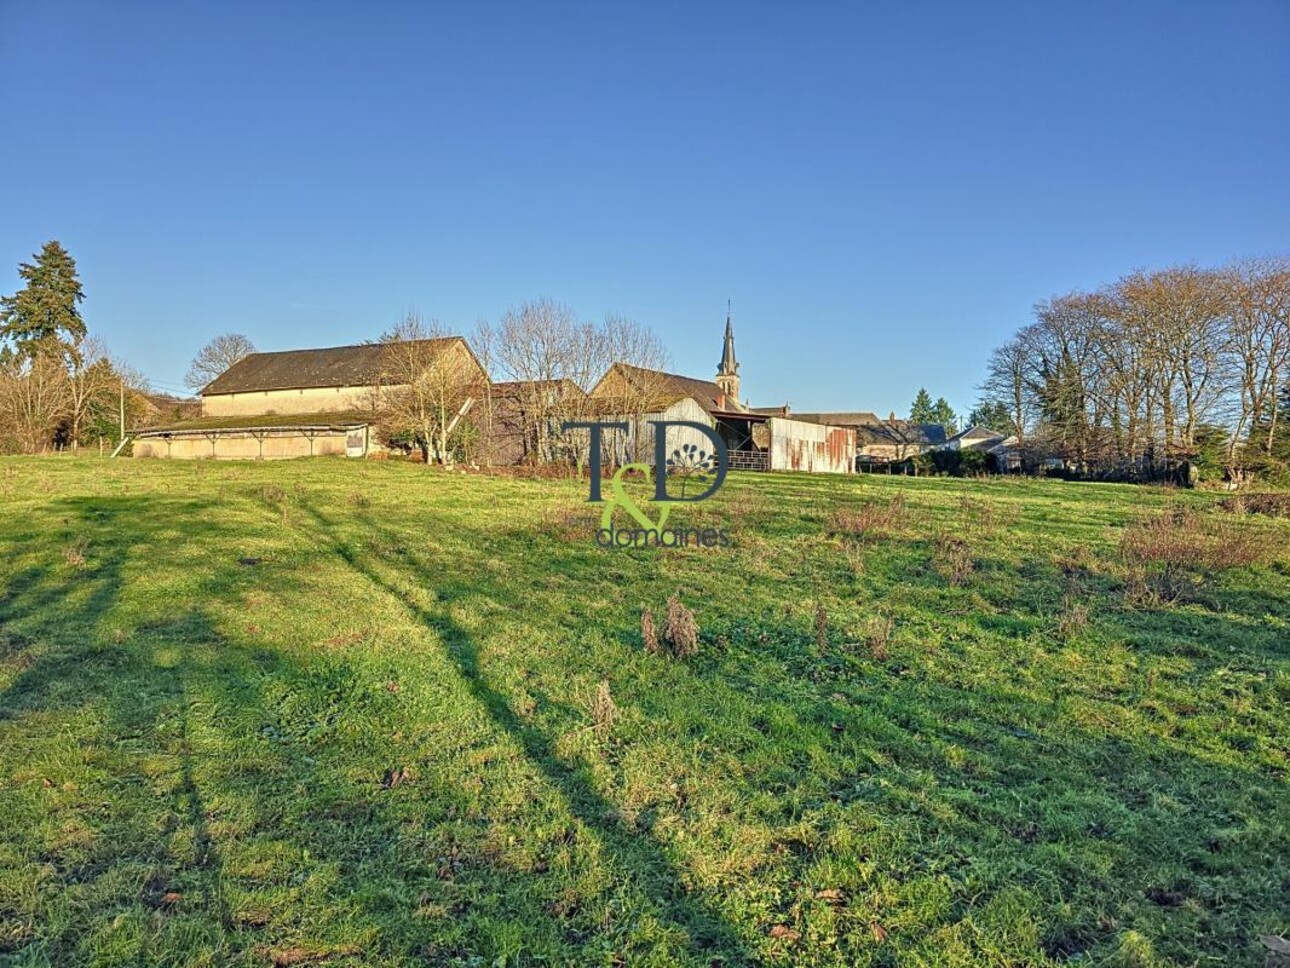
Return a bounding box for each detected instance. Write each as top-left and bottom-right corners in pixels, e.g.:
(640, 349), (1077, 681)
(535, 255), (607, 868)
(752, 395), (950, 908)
(931, 397), (958, 434)
(909, 388), (934, 423)
(0, 241), (87, 367)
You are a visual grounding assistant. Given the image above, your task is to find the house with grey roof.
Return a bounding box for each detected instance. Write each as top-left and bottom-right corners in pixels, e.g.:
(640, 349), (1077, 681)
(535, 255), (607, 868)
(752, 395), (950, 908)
(940, 424), (1021, 469)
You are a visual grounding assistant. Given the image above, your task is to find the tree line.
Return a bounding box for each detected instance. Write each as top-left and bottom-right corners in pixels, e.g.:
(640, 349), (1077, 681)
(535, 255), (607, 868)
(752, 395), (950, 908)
(0, 242), (153, 453)
(977, 258), (1290, 482)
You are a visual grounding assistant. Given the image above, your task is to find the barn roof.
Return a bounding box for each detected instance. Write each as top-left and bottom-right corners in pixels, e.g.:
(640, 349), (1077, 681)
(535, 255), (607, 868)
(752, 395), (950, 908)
(201, 338), (465, 395)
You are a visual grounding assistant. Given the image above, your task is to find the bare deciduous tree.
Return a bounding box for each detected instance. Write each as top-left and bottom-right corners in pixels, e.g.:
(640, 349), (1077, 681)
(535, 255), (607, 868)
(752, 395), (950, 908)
(65, 336), (116, 450)
(489, 301), (670, 466)
(1222, 257), (1290, 469)
(185, 333), (255, 390)
(0, 356), (70, 453)
(980, 336), (1031, 443)
(983, 258), (1290, 481)
(376, 314), (480, 464)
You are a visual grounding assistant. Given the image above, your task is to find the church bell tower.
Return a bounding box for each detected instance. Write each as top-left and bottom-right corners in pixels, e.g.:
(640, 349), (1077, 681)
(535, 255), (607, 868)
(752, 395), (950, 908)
(715, 303), (740, 404)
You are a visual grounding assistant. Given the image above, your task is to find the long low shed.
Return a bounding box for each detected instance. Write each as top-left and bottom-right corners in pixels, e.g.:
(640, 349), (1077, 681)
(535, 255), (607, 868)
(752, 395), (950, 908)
(133, 420), (371, 460)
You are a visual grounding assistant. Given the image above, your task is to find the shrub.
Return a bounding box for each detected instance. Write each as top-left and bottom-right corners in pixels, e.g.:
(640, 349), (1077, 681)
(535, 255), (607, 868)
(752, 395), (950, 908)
(663, 594), (699, 660)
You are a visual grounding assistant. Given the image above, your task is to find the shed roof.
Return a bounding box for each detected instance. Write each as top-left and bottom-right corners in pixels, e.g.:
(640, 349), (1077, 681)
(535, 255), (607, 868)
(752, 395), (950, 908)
(201, 338), (465, 395)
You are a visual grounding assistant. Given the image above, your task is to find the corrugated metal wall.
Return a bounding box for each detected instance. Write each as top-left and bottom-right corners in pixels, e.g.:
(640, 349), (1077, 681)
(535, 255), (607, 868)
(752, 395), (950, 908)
(768, 417), (855, 474)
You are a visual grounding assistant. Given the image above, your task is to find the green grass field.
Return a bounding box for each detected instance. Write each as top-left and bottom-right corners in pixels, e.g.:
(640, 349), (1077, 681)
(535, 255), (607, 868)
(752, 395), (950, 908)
(0, 458), (1286, 967)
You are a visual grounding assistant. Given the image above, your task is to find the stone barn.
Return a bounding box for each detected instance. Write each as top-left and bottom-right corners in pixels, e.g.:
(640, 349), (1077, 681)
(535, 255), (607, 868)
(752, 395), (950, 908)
(134, 338), (486, 459)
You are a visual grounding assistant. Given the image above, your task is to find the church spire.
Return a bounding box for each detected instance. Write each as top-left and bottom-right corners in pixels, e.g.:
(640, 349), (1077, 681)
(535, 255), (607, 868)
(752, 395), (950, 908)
(715, 301), (741, 403)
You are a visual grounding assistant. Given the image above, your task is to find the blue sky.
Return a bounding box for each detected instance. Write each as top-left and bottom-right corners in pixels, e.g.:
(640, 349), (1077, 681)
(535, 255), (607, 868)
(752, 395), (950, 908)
(2, 1), (1287, 415)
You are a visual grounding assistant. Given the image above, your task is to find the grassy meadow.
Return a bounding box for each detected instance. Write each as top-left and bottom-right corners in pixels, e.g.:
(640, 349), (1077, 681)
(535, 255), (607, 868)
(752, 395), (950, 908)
(0, 457), (1286, 967)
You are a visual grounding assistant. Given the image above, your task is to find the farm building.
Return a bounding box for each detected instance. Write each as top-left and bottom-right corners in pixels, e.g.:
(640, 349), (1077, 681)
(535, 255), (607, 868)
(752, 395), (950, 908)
(589, 314), (856, 475)
(134, 338), (487, 460)
(487, 379), (589, 465)
(853, 420), (947, 467)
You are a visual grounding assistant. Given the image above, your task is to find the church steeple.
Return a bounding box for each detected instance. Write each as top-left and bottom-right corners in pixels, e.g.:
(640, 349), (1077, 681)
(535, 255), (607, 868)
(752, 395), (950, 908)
(715, 302), (741, 403)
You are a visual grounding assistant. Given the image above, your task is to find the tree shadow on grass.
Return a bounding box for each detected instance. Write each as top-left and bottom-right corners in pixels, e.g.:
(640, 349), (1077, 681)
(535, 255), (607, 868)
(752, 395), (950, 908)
(320, 500), (1290, 966)
(0, 492), (754, 965)
(299, 501), (756, 965)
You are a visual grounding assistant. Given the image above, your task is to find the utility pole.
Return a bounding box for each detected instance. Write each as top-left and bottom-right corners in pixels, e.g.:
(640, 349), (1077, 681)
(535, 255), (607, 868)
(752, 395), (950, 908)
(119, 379), (125, 442)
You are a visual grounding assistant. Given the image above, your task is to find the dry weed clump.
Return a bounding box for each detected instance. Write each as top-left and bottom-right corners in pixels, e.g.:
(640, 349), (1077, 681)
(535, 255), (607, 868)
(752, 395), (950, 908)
(1055, 596), (1090, 642)
(843, 543), (867, 581)
(1218, 493), (1290, 518)
(640, 608), (661, 655)
(814, 604), (829, 652)
(728, 487), (762, 515)
(539, 505), (598, 542)
(665, 595), (699, 659)
(662, 594), (699, 660)
(958, 495), (998, 532)
(932, 532), (974, 586)
(590, 679), (619, 739)
(1120, 506), (1268, 603)
(260, 484), (292, 525)
(640, 596), (700, 660)
(828, 494), (908, 542)
(863, 615), (894, 660)
(63, 536), (89, 569)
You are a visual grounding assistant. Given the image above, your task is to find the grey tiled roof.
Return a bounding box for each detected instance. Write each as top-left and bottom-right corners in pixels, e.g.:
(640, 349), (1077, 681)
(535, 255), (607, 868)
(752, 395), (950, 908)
(202, 338), (463, 394)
